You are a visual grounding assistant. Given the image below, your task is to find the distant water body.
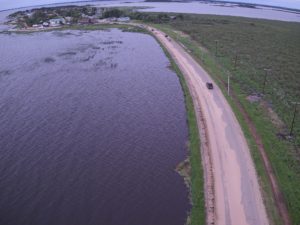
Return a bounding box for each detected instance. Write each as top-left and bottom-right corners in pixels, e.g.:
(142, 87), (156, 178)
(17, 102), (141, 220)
(0, 0), (299, 23)
(1, 0), (300, 11)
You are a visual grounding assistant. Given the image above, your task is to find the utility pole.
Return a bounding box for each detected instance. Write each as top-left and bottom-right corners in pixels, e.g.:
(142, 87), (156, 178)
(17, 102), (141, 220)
(262, 68), (271, 95)
(289, 102), (300, 136)
(215, 40), (219, 57)
(233, 53), (238, 70)
(201, 51), (205, 63)
(228, 74), (230, 96)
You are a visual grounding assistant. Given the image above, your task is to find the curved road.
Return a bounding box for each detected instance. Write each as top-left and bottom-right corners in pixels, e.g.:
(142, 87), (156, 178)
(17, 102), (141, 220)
(145, 25), (269, 225)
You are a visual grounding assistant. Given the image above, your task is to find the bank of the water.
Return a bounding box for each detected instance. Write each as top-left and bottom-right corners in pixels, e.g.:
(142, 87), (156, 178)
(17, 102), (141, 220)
(146, 28), (205, 225)
(167, 49), (205, 225)
(5, 24), (146, 34)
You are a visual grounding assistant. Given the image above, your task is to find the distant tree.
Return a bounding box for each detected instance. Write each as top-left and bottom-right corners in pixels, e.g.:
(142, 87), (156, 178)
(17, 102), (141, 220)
(177, 14), (184, 20)
(103, 9), (123, 18)
(25, 10), (48, 25)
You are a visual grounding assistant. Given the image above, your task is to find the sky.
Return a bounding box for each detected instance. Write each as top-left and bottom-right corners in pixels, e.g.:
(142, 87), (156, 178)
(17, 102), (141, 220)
(0, 0), (300, 11)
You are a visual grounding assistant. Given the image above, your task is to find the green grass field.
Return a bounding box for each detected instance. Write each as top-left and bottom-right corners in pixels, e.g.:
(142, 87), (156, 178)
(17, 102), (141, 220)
(132, 13), (300, 225)
(170, 55), (205, 225)
(162, 14), (300, 143)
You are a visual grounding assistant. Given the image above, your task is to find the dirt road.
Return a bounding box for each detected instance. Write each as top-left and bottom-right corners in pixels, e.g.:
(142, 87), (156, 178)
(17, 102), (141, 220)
(145, 25), (269, 225)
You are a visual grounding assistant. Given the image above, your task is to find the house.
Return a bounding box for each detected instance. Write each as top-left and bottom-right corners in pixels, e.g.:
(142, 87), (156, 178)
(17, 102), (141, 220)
(49, 18), (66, 27)
(117, 17), (130, 22)
(107, 17), (117, 22)
(78, 17), (91, 24)
(90, 18), (99, 24)
(96, 8), (104, 18)
(26, 12), (33, 18)
(98, 18), (110, 23)
(65, 17), (73, 23)
(42, 22), (49, 27)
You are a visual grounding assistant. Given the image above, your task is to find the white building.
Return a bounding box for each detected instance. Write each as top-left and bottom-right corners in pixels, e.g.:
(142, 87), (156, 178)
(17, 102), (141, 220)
(42, 22), (49, 27)
(96, 8), (104, 18)
(117, 17), (130, 22)
(49, 18), (66, 27)
(65, 17), (73, 22)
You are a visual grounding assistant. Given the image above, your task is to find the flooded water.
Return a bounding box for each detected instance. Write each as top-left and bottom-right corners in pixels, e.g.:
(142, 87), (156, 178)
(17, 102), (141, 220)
(135, 1), (300, 22)
(0, 29), (190, 225)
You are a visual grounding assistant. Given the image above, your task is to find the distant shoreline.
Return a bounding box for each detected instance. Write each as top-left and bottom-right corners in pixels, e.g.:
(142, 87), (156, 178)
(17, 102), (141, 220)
(1, 0), (300, 14)
(1, 0), (299, 25)
(0, 0), (93, 13)
(145, 0), (300, 13)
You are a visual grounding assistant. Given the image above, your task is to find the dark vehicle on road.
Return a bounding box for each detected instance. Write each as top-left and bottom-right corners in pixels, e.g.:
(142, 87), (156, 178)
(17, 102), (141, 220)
(206, 82), (213, 89)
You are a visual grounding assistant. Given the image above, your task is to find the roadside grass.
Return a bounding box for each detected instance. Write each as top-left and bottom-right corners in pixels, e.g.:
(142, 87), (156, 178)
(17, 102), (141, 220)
(165, 14), (300, 145)
(171, 55), (205, 225)
(153, 33), (205, 225)
(65, 24), (146, 33)
(150, 18), (300, 225)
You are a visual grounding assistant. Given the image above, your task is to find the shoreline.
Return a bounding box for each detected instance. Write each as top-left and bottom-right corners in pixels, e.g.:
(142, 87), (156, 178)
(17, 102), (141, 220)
(1, 1), (299, 24)
(1, 0), (300, 13)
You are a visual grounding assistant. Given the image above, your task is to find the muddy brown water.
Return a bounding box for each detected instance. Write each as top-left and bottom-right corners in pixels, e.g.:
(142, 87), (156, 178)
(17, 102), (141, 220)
(0, 29), (190, 225)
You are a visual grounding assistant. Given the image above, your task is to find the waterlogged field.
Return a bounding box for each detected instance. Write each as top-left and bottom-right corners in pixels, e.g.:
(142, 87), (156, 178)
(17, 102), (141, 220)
(0, 29), (191, 225)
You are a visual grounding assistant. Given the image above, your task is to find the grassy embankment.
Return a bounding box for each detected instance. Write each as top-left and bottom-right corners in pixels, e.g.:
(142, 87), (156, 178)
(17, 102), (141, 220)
(145, 26), (205, 225)
(3, 24), (146, 34)
(160, 40), (205, 225)
(140, 14), (300, 225)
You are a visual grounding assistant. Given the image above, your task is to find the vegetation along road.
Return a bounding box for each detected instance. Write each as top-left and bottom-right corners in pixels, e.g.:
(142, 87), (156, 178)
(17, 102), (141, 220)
(142, 24), (269, 225)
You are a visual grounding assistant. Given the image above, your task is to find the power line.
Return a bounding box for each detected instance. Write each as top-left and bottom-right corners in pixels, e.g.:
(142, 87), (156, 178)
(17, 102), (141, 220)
(289, 102), (300, 136)
(262, 68), (271, 95)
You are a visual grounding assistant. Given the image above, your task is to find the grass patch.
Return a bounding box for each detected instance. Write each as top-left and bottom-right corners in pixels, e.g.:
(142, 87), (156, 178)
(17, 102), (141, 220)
(65, 24), (146, 33)
(170, 47), (205, 225)
(161, 15), (300, 145)
(151, 32), (205, 225)
(7, 23), (147, 34)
